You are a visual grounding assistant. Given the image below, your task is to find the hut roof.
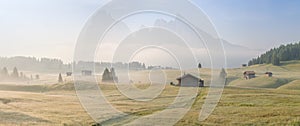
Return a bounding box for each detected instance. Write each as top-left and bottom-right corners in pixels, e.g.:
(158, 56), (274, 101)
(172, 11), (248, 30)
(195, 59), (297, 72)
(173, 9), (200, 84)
(244, 71), (255, 75)
(177, 74), (200, 80)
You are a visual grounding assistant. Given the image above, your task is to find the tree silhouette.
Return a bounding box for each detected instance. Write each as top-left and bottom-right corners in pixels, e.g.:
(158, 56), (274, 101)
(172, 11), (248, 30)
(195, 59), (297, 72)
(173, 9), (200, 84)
(219, 68), (227, 85)
(219, 68), (227, 78)
(142, 63), (146, 69)
(272, 52), (280, 66)
(111, 68), (116, 77)
(102, 68), (118, 83)
(110, 68), (118, 82)
(198, 63), (202, 69)
(58, 73), (63, 83)
(11, 67), (19, 78)
(102, 68), (110, 81)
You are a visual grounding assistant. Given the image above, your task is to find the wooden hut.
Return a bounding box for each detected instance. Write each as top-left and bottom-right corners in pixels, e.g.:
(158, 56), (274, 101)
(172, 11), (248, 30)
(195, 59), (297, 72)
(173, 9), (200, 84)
(243, 71), (256, 79)
(176, 74), (204, 87)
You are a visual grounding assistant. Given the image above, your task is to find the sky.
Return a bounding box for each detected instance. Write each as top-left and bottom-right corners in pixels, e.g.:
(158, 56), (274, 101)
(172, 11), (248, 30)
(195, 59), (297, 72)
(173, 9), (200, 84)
(0, 0), (299, 63)
(197, 0), (300, 50)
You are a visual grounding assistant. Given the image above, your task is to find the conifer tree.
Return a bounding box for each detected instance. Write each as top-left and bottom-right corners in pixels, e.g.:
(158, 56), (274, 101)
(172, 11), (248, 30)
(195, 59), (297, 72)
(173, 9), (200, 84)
(11, 67), (19, 78)
(102, 68), (110, 81)
(58, 73), (63, 83)
(198, 63), (202, 69)
(219, 68), (227, 78)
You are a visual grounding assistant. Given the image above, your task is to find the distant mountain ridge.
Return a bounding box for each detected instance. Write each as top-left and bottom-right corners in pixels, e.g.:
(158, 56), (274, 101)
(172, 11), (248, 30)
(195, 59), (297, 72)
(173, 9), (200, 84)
(154, 18), (262, 68)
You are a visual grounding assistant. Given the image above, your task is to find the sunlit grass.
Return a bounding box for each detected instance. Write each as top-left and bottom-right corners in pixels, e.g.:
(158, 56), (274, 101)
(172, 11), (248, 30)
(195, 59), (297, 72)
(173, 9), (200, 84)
(1, 60), (300, 125)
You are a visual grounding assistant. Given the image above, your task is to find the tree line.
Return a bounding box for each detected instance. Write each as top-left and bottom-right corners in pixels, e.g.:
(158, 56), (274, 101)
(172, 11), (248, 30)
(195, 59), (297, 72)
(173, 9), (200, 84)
(248, 42), (300, 66)
(0, 56), (151, 73)
(0, 56), (69, 72)
(0, 67), (40, 81)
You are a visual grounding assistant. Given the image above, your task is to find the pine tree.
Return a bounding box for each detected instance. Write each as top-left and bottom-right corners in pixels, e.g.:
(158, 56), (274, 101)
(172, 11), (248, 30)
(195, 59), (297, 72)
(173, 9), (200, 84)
(58, 73), (63, 83)
(271, 52), (280, 66)
(198, 63), (202, 68)
(219, 68), (227, 78)
(111, 68), (116, 77)
(274, 56), (280, 66)
(141, 63), (145, 70)
(11, 67), (19, 78)
(248, 60), (253, 66)
(110, 67), (118, 83)
(102, 68), (110, 81)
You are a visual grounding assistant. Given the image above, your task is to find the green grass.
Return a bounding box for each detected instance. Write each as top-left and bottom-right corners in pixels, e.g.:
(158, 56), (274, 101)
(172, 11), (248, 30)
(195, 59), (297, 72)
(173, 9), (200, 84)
(1, 60), (300, 125)
(176, 87), (300, 126)
(226, 60), (300, 89)
(0, 82), (76, 93)
(0, 84), (47, 92)
(47, 82), (75, 91)
(281, 60), (300, 72)
(278, 80), (300, 90)
(1, 82), (300, 125)
(229, 76), (290, 88)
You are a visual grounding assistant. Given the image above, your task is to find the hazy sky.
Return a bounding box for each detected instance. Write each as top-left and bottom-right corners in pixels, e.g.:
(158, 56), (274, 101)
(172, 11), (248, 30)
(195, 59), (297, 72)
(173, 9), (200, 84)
(0, 0), (299, 63)
(198, 0), (300, 49)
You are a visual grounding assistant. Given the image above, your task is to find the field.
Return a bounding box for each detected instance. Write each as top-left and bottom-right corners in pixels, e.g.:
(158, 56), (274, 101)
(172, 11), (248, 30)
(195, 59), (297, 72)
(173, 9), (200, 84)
(0, 61), (300, 125)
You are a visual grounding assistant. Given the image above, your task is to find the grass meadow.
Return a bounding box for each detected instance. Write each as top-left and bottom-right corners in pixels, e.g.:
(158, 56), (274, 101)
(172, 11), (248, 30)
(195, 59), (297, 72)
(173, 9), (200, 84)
(0, 60), (300, 125)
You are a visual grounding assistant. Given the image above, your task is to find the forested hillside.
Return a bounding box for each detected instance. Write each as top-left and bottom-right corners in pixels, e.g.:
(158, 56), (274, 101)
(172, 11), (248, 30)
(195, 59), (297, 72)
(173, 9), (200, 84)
(248, 42), (300, 66)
